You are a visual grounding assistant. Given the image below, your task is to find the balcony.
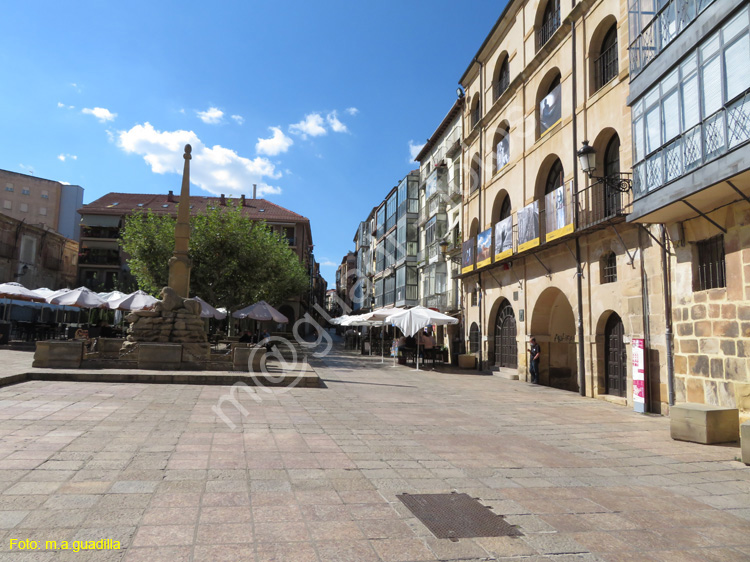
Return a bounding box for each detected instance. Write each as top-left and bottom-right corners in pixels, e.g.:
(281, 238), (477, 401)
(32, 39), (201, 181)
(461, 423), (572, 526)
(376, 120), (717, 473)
(445, 128), (461, 159)
(577, 177), (632, 231)
(81, 226), (120, 240)
(536, 6), (560, 52)
(78, 250), (121, 267)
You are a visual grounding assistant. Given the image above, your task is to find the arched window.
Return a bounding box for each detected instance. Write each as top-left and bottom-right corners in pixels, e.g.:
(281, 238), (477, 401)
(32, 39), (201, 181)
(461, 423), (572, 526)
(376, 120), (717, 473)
(499, 197), (511, 221)
(603, 135), (621, 217)
(469, 322), (480, 353)
(470, 96), (481, 129)
(539, 75), (561, 136)
(545, 159), (564, 195)
(594, 25), (618, 91)
(494, 57), (510, 101)
(601, 252), (617, 283)
(537, 0), (561, 51)
(493, 125), (510, 174)
(470, 154), (482, 192)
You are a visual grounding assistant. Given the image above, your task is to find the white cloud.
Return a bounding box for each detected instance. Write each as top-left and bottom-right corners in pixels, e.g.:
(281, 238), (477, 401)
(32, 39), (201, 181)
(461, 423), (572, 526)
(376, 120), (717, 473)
(409, 140), (426, 162)
(231, 114), (244, 125)
(118, 122), (281, 197)
(82, 107), (117, 122)
(57, 154), (77, 162)
(320, 259), (338, 267)
(345, 107), (359, 116)
(196, 106), (224, 124)
(106, 130), (115, 142)
(57, 102), (65, 108)
(289, 113), (327, 139)
(326, 111), (348, 133)
(256, 127), (294, 156)
(60, 181), (71, 185)
(179, 108), (185, 114)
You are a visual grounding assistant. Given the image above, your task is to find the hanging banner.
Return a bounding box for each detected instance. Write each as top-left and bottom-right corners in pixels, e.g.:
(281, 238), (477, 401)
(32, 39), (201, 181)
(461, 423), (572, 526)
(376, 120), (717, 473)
(476, 228), (493, 269)
(517, 201), (540, 253)
(632, 338), (646, 413)
(461, 239), (475, 274)
(539, 82), (562, 134)
(545, 182), (574, 242)
(494, 216), (513, 262)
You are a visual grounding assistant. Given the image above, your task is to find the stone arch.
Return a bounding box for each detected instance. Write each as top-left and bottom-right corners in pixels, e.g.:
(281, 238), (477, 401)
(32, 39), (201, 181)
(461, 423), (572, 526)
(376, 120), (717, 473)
(536, 67), (562, 138)
(492, 51), (511, 100)
(469, 152), (482, 192)
(492, 120), (511, 174)
(470, 95), (481, 129)
(530, 287), (578, 391)
(488, 296), (517, 368)
(468, 218), (480, 239)
(535, 0), (561, 49)
(589, 15), (619, 95)
(534, 153), (564, 201)
(490, 189), (512, 226)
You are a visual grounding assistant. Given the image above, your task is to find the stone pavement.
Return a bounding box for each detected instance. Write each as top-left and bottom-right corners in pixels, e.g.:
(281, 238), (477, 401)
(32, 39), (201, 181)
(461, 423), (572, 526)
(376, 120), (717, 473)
(0, 343), (748, 561)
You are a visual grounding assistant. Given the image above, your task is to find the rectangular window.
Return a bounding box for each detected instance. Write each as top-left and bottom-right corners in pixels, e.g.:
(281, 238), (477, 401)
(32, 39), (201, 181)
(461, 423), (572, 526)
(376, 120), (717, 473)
(5, 186), (13, 192)
(21, 189), (30, 195)
(724, 33), (750, 101)
(471, 290), (478, 307)
(20, 203), (28, 212)
(3, 201), (11, 210)
(41, 190), (49, 199)
(694, 235), (726, 291)
(39, 207), (47, 216)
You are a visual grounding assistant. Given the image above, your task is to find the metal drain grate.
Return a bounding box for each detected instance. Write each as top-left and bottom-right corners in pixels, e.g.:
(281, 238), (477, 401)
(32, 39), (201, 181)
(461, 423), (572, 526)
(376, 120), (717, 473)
(397, 492), (522, 540)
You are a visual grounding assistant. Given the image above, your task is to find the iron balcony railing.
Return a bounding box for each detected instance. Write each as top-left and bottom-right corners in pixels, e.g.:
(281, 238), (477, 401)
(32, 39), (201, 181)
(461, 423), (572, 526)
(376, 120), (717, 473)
(536, 5), (561, 51)
(493, 72), (510, 102)
(633, 89), (750, 198)
(577, 175), (633, 231)
(593, 40), (618, 92)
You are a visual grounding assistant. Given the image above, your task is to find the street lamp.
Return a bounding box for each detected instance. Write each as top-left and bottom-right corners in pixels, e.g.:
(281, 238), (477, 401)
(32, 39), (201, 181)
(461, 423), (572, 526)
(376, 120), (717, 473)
(14, 264), (29, 279)
(439, 239), (461, 263)
(576, 140), (632, 192)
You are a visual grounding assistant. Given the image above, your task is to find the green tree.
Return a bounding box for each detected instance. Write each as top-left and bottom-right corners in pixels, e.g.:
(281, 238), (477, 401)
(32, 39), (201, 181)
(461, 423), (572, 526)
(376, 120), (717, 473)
(120, 203), (309, 312)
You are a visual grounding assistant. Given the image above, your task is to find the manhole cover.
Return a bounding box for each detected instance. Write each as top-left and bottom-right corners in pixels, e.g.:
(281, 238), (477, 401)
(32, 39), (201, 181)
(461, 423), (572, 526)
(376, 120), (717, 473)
(397, 492), (522, 540)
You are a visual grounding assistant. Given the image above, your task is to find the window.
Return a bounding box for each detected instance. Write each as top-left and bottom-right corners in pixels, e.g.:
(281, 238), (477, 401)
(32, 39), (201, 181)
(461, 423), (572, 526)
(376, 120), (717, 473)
(499, 197), (512, 221)
(471, 96), (481, 128)
(539, 75), (562, 136)
(594, 25), (618, 91)
(39, 207), (47, 216)
(602, 252), (617, 283)
(537, 0), (561, 51)
(694, 235), (725, 291)
(631, 6), (750, 196)
(494, 126), (510, 174)
(470, 154), (481, 192)
(469, 323), (480, 353)
(41, 190), (49, 199)
(494, 57), (510, 101)
(545, 160), (564, 195)
(3, 201), (11, 210)
(19, 203), (28, 213)
(21, 189), (30, 196)
(471, 289), (478, 307)
(5, 186), (13, 192)
(386, 192), (397, 231)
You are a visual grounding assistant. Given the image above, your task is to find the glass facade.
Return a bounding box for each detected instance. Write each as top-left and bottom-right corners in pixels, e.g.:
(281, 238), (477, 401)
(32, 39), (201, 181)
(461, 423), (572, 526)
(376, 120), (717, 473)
(632, 5), (750, 197)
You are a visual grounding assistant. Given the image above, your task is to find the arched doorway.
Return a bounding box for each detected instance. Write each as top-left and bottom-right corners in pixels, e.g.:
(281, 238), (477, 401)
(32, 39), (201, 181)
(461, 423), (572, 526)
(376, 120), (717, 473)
(530, 287), (578, 392)
(605, 313), (626, 397)
(494, 300), (517, 369)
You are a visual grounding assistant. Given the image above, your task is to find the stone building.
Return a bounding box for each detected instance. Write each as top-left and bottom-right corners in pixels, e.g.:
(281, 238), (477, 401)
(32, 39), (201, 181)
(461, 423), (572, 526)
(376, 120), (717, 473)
(0, 213), (78, 288)
(0, 169), (83, 241)
(77, 191), (321, 326)
(335, 251), (357, 313)
(625, 0), (750, 419)
(458, 0), (669, 412)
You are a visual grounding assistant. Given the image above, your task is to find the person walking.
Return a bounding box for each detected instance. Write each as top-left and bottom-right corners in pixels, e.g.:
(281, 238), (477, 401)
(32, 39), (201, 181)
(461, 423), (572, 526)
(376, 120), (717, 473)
(528, 336), (541, 384)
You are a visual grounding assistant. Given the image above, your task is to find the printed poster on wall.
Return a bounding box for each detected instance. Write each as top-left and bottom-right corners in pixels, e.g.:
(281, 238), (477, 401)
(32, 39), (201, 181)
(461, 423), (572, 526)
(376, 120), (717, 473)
(632, 338), (646, 413)
(461, 239), (475, 275)
(517, 201), (540, 253)
(494, 216), (513, 261)
(539, 82), (562, 134)
(545, 182), (574, 242)
(476, 228), (493, 269)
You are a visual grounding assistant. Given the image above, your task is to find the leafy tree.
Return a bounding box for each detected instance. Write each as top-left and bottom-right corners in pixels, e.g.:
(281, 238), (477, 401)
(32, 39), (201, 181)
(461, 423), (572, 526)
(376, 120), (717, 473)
(120, 203), (309, 312)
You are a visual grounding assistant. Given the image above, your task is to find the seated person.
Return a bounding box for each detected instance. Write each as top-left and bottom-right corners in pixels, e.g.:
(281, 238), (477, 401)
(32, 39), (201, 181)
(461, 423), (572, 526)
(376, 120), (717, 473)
(238, 330), (253, 343)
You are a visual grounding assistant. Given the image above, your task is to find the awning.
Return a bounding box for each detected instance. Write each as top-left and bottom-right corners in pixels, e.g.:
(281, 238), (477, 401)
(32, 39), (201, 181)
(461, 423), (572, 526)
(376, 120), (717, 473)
(79, 214), (121, 228)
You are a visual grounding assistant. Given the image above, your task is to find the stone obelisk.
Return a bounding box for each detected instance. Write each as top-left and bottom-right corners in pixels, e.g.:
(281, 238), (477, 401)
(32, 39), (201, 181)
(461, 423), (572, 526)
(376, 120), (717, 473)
(168, 144), (192, 298)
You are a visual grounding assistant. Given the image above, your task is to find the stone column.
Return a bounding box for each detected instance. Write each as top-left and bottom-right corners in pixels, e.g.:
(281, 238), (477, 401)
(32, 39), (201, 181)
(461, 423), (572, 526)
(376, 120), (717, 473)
(168, 144), (192, 297)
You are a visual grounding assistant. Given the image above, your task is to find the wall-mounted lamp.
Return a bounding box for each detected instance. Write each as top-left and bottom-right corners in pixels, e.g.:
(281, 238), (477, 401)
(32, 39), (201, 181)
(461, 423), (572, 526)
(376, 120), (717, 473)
(576, 140), (632, 192)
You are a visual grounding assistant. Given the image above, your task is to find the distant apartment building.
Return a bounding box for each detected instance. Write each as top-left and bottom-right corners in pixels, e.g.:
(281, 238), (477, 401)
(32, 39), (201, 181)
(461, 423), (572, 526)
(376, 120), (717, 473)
(372, 172), (420, 309)
(351, 210), (376, 312)
(77, 191), (322, 325)
(0, 169), (83, 241)
(0, 213), (78, 288)
(415, 100), (463, 317)
(625, 0), (750, 417)
(335, 251), (357, 313)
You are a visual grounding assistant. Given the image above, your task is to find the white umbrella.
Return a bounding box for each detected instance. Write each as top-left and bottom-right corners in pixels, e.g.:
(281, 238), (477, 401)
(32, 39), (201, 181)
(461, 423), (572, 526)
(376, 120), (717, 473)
(388, 306), (458, 370)
(50, 287), (108, 308)
(193, 296), (227, 320)
(44, 288), (72, 303)
(232, 301), (288, 323)
(32, 287), (56, 299)
(108, 290), (158, 311)
(0, 282), (45, 302)
(98, 290), (127, 303)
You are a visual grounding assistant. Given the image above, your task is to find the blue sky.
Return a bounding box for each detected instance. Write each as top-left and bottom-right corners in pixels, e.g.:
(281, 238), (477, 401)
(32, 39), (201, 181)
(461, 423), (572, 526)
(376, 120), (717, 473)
(0, 1), (505, 287)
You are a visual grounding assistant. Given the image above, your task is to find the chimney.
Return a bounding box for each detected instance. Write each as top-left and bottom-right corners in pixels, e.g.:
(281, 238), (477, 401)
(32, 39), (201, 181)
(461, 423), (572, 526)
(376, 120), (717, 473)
(240, 194), (245, 207)
(167, 190), (175, 202)
(220, 194), (226, 206)
(253, 184), (257, 199)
